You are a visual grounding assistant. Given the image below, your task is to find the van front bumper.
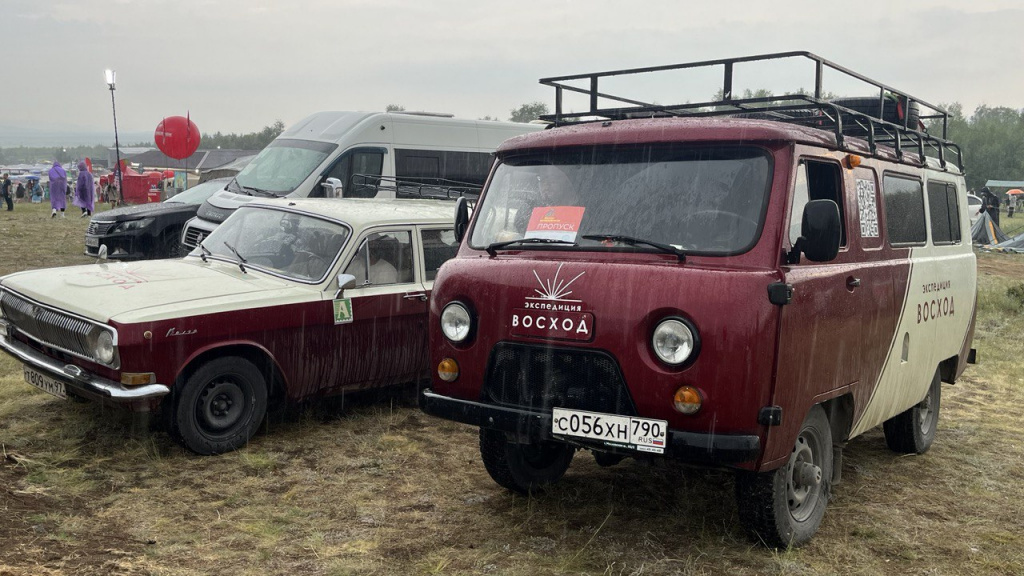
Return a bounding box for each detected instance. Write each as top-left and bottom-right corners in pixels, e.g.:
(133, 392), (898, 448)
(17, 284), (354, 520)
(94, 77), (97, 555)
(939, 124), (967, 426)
(0, 326), (169, 402)
(420, 389), (760, 464)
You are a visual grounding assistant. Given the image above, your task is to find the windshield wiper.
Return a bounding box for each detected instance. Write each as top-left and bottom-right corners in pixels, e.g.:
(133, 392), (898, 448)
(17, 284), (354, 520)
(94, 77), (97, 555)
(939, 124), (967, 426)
(222, 241), (248, 273)
(485, 237), (577, 256)
(198, 241), (211, 263)
(229, 177), (273, 197)
(582, 234), (686, 262)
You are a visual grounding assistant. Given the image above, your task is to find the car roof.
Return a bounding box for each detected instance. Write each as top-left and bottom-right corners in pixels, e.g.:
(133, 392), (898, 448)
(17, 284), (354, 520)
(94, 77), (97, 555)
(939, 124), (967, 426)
(245, 198), (457, 229)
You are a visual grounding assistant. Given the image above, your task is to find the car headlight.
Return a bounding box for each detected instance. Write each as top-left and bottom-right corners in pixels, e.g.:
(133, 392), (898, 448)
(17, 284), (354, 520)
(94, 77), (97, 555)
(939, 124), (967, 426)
(93, 330), (116, 365)
(652, 318), (697, 366)
(440, 302), (472, 343)
(111, 218), (155, 233)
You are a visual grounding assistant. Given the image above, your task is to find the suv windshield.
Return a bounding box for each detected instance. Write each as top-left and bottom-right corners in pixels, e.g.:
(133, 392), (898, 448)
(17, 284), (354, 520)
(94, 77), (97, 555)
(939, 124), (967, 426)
(469, 145), (772, 255)
(199, 206), (351, 282)
(234, 139), (337, 195)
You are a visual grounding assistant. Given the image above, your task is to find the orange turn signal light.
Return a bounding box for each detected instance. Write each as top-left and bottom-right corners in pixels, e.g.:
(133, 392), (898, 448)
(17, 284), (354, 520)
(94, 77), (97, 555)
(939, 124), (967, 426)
(437, 358), (459, 382)
(845, 154), (862, 169)
(121, 372), (156, 386)
(673, 385), (703, 415)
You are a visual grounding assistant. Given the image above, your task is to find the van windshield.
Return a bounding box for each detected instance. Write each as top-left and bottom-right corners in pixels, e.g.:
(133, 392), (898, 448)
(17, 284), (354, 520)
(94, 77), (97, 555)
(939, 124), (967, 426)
(469, 145), (772, 255)
(234, 139), (338, 196)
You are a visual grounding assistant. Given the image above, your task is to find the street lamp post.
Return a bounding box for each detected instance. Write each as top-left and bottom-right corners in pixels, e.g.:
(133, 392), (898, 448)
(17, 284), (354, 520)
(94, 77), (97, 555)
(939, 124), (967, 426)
(104, 69), (122, 193)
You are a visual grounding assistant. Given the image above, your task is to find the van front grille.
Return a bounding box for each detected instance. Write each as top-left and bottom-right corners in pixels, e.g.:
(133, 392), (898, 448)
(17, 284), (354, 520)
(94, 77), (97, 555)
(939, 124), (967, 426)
(482, 342), (637, 416)
(181, 225), (204, 249)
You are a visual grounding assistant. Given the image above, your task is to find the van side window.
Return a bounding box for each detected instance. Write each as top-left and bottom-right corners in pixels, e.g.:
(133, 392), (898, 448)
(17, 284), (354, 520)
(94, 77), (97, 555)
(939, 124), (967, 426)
(789, 160), (846, 248)
(882, 175), (927, 246)
(396, 149), (494, 187)
(927, 182), (961, 245)
(319, 150), (385, 199)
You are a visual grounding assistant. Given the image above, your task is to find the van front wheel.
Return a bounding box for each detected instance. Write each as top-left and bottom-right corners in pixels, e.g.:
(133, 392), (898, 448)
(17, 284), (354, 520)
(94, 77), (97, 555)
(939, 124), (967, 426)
(479, 429), (574, 494)
(736, 405), (833, 548)
(883, 368), (941, 454)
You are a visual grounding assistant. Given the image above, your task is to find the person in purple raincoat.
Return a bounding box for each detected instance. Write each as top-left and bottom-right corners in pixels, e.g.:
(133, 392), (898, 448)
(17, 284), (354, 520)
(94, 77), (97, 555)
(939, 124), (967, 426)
(73, 160), (94, 217)
(48, 161), (68, 218)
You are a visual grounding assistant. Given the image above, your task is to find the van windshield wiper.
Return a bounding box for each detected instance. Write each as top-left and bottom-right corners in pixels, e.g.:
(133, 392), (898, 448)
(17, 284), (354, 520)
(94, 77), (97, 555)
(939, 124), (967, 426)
(222, 241), (248, 273)
(485, 237), (577, 256)
(229, 177), (274, 197)
(581, 234), (686, 262)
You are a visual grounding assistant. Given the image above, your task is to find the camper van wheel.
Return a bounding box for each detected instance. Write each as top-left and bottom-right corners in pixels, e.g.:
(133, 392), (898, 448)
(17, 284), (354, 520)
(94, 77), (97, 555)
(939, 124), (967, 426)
(479, 428), (575, 494)
(883, 368), (941, 454)
(173, 356), (268, 455)
(735, 405), (833, 548)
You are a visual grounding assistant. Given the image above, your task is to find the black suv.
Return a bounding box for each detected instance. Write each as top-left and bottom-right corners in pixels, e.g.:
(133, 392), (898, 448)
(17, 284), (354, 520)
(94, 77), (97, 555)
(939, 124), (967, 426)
(85, 178), (229, 260)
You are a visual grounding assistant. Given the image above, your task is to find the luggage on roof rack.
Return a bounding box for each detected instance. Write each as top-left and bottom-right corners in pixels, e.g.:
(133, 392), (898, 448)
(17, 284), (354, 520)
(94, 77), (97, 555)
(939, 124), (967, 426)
(537, 51), (963, 172)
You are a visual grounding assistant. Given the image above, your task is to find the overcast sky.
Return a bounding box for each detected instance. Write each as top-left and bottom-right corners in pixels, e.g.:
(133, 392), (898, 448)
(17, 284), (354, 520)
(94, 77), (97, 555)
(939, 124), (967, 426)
(3, 0), (1023, 143)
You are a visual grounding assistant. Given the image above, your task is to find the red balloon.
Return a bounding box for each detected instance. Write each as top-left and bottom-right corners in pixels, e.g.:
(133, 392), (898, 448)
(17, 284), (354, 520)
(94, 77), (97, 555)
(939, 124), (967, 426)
(154, 115), (201, 159)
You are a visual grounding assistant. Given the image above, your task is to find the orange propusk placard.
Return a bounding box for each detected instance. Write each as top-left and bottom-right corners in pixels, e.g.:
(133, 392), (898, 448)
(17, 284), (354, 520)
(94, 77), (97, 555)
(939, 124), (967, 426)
(525, 206), (585, 242)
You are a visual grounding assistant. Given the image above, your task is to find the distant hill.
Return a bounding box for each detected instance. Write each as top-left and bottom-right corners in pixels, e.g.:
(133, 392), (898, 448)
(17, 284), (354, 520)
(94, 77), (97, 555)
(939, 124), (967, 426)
(0, 126), (153, 147)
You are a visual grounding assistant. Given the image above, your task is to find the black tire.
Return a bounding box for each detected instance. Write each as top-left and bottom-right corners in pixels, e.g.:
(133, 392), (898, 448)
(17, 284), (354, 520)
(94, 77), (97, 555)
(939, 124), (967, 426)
(162, 228), (185, 259)
(479, 428), (574, 494)
(173, 356), (268, 455)
(829, 96), (921, 136)
(736, 404), (833, 548)
(883, 368), (941, 454)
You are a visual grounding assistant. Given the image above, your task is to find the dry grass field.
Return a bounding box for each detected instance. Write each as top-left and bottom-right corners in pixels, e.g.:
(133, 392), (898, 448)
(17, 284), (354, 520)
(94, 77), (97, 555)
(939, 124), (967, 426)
(1, 200), (1023, 575)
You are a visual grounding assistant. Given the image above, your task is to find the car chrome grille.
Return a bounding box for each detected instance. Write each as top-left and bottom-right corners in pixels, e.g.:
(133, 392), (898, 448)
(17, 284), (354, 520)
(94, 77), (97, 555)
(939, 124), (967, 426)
(181, 225), (204, 249)
(87, 221), (116, 235)
(483, 342), (637, 416)
(0, 290), (93, 358)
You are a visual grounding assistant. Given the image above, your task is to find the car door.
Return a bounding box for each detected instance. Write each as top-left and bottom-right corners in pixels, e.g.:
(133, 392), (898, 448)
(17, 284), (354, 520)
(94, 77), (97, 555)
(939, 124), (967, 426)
(334, 227), (427, 388)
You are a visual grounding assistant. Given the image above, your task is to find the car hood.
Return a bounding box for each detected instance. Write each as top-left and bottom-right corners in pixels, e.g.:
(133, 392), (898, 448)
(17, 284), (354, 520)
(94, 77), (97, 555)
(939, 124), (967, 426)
(1, 258), (320, 324)
(92, 202), (195, 222)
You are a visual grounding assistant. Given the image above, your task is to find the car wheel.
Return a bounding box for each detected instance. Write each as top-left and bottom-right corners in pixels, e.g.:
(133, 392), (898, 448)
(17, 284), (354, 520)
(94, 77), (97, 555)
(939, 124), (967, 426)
(736, 404), (832, 548)
(883, 368), (941, 454)
(479, 428), (575, 494)
(173, 356), (268, 455)
(162, 228), (185, 258)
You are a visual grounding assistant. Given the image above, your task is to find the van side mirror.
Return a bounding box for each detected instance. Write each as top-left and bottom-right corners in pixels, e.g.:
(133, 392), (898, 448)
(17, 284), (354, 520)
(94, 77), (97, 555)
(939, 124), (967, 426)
(334, 273), (356, 299)
(794, 199), (841, 263)
(454, 196), (470, 242)
(322, 177), (344, 198)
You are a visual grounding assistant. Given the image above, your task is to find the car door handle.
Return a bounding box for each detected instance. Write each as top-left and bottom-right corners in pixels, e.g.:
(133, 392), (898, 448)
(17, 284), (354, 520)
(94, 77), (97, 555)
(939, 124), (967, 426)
(403, 292), (428, 301)
(846, 276), (861, 289)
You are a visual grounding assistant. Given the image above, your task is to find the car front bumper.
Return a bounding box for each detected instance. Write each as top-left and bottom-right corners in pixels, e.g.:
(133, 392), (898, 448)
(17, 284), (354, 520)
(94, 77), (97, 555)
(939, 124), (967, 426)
(0, 323), (169, 402)
(420, 389), (761, 464)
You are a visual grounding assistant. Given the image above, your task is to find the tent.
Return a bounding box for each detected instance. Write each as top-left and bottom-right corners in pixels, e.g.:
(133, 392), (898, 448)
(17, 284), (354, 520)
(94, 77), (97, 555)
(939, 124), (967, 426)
(972, 211), (1009, 245)
(987, 230), (1024, 253)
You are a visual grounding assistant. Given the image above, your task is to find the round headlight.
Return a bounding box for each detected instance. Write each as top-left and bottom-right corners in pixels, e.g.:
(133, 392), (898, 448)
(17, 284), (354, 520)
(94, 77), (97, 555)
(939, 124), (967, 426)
(95, 330), (115, 365)
(440, 302), (471, 343)
(652, 319), (695, 366)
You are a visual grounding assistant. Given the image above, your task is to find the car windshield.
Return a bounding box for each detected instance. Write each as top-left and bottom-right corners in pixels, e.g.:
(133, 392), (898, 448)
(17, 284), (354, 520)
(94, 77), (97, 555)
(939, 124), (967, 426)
(167, 179), (229, 205)
(469, 145), (772, 255)
(198, 206), (351, 282)
(234, 139), (337, 195)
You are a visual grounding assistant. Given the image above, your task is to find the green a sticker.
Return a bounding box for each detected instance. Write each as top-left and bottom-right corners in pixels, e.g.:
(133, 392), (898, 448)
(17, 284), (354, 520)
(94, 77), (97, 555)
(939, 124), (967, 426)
(333, 298), (353, 324)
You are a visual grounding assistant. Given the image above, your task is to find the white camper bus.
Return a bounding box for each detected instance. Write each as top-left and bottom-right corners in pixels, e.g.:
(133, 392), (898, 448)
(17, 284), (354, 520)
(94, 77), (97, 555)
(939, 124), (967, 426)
(181, 111), (542, 250)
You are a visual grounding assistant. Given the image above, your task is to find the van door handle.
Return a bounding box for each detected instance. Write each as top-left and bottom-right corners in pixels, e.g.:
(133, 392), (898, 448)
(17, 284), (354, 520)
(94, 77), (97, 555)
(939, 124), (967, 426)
(403, 292), (428, 301)
(846, 277), (861, 289)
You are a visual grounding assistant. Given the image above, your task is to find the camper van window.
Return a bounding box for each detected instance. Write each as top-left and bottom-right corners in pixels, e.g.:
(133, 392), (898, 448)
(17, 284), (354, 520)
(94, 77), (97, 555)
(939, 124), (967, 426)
(927, 181), (961, 245)
(235, 139), (337, 195)
(396, 149), (493, 186)
(470, 145), (771, 255)
(882, 174), (927, 246)
(318, 149), (385, 198)
(789, 160), (846, 249)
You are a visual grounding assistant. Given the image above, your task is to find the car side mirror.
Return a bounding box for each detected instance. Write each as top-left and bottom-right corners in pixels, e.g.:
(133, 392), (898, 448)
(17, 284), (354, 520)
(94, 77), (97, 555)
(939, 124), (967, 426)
(322, 177), (344, 198)
(794, 199), (841, 263)
(334, 273), (356, 299)
(454, 196), (470, 242)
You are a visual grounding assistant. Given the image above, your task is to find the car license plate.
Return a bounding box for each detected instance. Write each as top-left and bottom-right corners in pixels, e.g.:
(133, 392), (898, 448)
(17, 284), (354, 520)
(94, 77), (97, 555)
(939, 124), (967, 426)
(23, 366), (67, 399)
(85, 236), (99, 248)
(551, 407), (667, 454)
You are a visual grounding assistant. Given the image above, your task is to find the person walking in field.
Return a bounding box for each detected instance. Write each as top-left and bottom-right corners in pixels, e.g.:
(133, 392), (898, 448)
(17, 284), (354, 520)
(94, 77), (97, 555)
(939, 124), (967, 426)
(73, 160), (95, 217)
(1, 174), (12, 211)
(48, 162), (68, 218)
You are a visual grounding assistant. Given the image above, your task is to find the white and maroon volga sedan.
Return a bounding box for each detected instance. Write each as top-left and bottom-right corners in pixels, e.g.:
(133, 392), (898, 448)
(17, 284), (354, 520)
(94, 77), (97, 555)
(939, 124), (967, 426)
(0, 198), (459, 454)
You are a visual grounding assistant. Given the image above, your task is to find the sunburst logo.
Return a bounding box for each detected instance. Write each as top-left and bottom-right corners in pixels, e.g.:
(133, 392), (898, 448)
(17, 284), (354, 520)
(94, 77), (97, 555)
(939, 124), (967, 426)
(529, 263), (585, 302)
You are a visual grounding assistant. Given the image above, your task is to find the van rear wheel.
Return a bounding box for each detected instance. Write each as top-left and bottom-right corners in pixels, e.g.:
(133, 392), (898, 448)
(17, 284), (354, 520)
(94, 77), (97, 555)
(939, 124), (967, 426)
(736, 404), (832, 548)
(883, 368), (941, 454)
(479, 429), (574, 494)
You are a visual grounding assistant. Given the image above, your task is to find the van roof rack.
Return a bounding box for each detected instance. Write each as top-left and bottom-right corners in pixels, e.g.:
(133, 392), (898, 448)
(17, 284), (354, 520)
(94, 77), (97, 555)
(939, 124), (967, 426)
(353, 174), (480, 201)
(390, 111), (456, 118)
(538, 51), (963, 172)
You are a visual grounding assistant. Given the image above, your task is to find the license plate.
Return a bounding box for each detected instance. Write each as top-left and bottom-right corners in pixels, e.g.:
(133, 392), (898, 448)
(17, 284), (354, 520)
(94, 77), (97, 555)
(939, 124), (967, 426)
(23, 366), (67, 399)
(551, 407), (667, 454)
(85, 236), (99, 248)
